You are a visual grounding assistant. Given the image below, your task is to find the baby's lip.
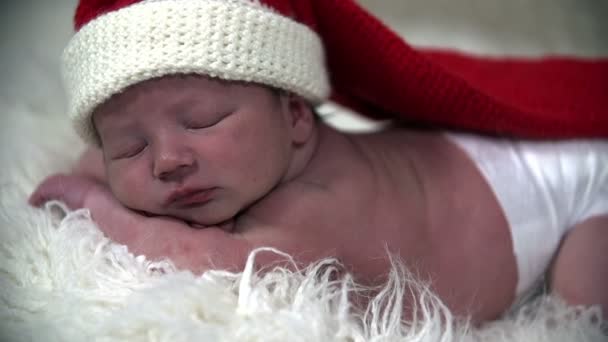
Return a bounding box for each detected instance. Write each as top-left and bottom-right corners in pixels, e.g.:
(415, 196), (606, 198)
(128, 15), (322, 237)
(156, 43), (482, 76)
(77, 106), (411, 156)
(165, 187), (215, 207)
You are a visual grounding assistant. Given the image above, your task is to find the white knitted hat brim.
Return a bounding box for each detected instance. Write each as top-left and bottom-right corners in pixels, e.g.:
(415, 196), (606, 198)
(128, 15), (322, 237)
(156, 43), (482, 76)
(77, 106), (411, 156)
(62, 0), (330, 144)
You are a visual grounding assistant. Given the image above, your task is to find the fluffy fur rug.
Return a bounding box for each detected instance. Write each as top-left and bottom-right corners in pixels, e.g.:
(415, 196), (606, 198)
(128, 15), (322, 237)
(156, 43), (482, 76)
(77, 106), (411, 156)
(1, 1), (606, 341)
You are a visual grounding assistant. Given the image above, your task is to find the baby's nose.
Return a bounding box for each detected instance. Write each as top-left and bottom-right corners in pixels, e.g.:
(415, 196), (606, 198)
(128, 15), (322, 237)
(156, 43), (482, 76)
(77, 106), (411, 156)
(153, 149), (195, 182)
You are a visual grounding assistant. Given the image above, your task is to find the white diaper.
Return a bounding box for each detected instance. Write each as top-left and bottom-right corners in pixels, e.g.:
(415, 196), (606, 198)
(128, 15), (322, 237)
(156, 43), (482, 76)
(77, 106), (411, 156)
(446, 132), (608, 295)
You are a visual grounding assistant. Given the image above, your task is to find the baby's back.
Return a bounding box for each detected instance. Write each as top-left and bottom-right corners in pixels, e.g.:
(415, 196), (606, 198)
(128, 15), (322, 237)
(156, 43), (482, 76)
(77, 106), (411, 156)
(350, 127), (518, 318)
(243, 124), (518, 321)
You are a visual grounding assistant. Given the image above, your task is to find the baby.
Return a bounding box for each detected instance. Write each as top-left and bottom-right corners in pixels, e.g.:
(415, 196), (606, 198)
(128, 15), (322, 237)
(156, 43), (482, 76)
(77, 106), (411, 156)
(29, 0), (607, 324)
(31, 73), (608, 322)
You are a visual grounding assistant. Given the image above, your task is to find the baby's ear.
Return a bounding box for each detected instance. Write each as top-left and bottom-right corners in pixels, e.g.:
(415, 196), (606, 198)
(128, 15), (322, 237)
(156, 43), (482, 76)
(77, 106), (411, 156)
(283, 93), (315, 145)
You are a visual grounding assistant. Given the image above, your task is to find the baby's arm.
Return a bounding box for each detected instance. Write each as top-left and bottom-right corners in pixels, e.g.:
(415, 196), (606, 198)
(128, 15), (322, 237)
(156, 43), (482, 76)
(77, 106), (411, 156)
(29, 175), (348, 276)
(29, 174), (253, 274)
(549, 215), (608, 319)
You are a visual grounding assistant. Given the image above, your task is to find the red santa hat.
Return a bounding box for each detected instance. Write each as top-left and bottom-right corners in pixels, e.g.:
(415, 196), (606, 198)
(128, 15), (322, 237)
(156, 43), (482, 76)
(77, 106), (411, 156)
(63, 0), (608, 144)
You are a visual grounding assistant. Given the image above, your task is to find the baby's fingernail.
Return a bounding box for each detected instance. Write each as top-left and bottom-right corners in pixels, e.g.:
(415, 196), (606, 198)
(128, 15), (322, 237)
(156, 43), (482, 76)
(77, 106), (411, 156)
(29, 195), (42, 207)
(28, 196), (40, 206)
(29, 190), (49, 207)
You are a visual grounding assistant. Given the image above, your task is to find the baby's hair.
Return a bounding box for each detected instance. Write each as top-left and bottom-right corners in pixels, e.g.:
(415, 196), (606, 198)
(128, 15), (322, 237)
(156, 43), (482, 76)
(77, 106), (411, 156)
(270, 86), (321, 121)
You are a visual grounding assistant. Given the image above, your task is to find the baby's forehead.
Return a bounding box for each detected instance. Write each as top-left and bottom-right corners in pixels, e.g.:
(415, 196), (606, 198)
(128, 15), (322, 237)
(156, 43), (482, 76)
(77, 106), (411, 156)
(91, 75), (280, 133)
(98, 75), (272, 110)
(93, 75), (217, 119)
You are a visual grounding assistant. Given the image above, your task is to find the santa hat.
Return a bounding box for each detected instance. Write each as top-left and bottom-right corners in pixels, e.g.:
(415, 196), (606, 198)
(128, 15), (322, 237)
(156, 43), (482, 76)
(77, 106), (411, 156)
(63, 0), (608, 144)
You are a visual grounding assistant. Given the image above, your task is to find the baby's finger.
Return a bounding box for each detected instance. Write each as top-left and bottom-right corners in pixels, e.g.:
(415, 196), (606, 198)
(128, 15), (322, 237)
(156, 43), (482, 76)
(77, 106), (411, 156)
(29, 174), (66, 206)
(29, 174), (96, 210)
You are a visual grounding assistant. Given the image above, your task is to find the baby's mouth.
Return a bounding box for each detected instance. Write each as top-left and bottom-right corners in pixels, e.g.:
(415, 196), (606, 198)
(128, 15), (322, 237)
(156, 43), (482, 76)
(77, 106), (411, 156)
(165, 188), (215, 208)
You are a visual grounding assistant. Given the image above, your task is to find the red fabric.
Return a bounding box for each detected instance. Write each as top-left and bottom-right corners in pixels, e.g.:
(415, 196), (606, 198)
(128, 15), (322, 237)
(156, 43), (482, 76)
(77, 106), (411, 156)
(313, 0), (608, 138)
(73, 0), (608, 138)
(74, 0), (141, 30)
(73, 0), (301, 30)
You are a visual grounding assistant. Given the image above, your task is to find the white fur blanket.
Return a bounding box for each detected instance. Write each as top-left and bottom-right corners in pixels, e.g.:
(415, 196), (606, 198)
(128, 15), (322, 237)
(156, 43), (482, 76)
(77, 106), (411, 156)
(1, 1), (606, 341)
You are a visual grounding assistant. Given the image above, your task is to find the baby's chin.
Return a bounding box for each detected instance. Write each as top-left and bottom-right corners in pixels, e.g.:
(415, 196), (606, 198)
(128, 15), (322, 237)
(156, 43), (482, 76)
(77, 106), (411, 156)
(187, 218), (235, 232)
(133, 201), (240, 231)
(169, 207), (239, 232)
(139, 210), (236, 232)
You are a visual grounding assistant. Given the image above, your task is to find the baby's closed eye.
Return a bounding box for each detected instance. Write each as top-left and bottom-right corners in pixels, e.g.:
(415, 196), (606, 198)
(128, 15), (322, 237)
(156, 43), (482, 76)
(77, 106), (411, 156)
(109, 141), (147, 160)
(181, 109), (234, 131)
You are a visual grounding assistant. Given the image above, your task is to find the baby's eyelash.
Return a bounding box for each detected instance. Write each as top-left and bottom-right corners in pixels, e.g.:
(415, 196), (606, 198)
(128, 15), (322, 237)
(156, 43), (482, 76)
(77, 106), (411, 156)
(184, 118), (212, 129)
(183, 112), (231, 130)
(112, 143), (146, 160)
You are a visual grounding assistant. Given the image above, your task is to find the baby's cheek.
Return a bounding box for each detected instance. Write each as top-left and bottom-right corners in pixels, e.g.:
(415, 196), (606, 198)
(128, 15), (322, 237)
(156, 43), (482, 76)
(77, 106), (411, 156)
(107, 165), (153, 210)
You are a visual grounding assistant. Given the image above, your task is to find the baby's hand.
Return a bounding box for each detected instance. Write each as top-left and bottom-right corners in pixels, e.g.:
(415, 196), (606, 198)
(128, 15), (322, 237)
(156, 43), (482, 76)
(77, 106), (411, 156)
(29, 173), (103, 210)
(29, 174), (144, 248)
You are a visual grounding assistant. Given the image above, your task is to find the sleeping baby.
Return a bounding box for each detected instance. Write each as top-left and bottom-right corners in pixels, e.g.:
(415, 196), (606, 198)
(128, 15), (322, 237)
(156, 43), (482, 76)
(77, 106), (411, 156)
(29, 0), (607, 324)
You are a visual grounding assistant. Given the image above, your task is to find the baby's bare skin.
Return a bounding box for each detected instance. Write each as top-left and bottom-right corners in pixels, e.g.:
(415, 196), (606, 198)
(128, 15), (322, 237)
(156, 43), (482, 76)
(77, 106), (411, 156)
(42, 122), (517, 321)
(237, 124), (517, 320)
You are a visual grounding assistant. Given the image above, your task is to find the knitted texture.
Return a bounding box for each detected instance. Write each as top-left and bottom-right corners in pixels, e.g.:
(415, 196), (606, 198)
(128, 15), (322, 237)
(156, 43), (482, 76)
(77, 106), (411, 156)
(62, 0), (328, 144)
(311, 1), (608, 138)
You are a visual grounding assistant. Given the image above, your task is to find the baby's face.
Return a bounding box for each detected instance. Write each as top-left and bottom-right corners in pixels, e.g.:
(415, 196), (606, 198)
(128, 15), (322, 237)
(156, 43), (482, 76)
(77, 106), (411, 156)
(93, 76), (296, 226)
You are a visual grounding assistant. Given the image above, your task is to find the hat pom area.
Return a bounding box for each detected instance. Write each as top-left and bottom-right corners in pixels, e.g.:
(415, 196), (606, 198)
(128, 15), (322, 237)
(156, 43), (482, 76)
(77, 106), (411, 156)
(62, 0), (330, 144)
